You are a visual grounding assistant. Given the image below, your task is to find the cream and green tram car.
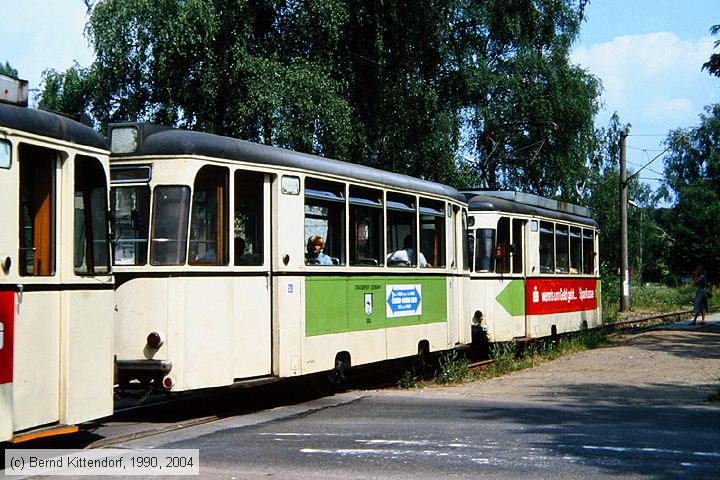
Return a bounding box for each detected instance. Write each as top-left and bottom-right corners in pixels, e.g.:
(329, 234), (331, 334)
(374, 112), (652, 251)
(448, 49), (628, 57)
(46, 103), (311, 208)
(0, 76), (113, 443)
(108, 123), (469, 392)
(463, 191), (601, 343)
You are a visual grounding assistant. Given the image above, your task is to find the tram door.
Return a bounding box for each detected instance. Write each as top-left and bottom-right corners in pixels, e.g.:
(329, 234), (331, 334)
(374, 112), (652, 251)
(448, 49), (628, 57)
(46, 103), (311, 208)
(230, 171), (272, 378)
(12, 145), (62, 430)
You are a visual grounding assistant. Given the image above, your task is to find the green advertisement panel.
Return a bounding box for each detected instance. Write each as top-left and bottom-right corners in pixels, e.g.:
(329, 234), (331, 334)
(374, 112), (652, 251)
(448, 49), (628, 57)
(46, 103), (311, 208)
(305, 276), (448, 336)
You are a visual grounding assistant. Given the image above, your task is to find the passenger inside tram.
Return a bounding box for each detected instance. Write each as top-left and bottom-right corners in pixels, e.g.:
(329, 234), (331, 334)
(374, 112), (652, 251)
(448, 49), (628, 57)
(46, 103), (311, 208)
(305, 235), (334, 265)
(387, 235), (430, 267)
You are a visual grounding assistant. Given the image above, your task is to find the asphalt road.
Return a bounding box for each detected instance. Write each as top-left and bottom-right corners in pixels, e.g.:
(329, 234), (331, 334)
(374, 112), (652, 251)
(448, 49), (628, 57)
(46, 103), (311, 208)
(4, 317), (720, 479)
(107, 391), (719, 479)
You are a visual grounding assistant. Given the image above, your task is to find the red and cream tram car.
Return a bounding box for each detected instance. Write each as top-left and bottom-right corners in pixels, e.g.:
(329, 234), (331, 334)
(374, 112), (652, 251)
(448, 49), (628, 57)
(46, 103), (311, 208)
(463, 191), (601, 343)
(0, 75), (113, 443)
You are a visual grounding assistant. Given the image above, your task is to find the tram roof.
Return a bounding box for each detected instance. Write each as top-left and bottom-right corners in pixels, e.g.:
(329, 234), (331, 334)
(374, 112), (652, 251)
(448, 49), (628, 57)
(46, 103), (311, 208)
(108, 123), (466, 203)
(464, 191), (598, 227)
(0, 102), (106, 150)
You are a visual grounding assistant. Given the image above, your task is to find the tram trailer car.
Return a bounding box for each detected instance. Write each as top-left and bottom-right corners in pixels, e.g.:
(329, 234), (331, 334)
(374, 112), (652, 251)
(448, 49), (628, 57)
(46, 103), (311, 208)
(108, 123), (470, 392)
(463, 191), (601, 344)
(0, 75), (114, 443)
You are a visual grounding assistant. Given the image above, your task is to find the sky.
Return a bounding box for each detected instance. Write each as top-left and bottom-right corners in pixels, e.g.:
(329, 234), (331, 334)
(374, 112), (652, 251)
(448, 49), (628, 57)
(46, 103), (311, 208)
(1, 0), (719, 196)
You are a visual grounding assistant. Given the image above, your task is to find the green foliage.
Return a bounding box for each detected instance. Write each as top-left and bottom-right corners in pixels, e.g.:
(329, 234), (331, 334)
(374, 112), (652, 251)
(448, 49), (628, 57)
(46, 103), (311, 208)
(703, 24), (720, 78)
(435, 350), (471, 385)
(661, 104), (720, 283)
(38, 65), (93, 116)
(396, 370), (418, 389)
(39, 0), (600, 192)
(0, 61), (18, 78)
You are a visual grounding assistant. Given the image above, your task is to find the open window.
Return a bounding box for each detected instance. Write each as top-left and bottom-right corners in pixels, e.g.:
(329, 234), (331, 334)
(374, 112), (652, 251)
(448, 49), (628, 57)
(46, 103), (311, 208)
(304, 178), (345, 266)
(555, 224), (569, 274)
(539, 221), (555, 274)
(18, 144), (56, 276)
(420, 199), (445, 268)
(234, 170), (265, 266)
(111, 186), (151, 266)
(350, 186), (383, 266)
(386, 193), (416, 267)
(189, 165), (229, 266)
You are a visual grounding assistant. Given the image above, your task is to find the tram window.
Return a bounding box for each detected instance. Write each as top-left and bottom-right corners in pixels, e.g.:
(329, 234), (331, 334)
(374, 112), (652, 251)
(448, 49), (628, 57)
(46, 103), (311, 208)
(474, 228), (495, 272)
(512, 219), (524, 274)
(74, 156), (110, 274)
(150, 186), (191, 265)
(556, 224), (569, 274)
(496, 217), (510, 273)
(420, 199), (445, 268)
(189, 166), (229, 266)
(583, 229), (595, 274)
(234, 170), (264, 266)
(386, 192), (416, 267)
(539, 221), (555, 274)
(304, 178), (345, 266)
(463, 211), (472, 271)
(18, 144), (56, 276)
(350, 186), (383, 266)
(1, 139), (10, 169)
(570, 227), (582, 274)
(111, 186), (150, 265)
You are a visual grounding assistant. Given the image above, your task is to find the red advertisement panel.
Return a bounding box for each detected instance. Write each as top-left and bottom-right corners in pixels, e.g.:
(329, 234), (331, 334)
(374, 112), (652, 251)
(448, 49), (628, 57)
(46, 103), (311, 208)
(526, 278), (598, 315)
(0, 291), (14, 384)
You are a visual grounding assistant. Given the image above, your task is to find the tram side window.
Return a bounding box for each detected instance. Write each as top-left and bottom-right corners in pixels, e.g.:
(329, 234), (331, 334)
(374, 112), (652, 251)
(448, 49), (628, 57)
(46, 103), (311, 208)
(234, 170), (264, 266)
(189, 166), (229, 266)
(350, 186), (383, 266)
(386, 193), (417, 267)
(496, 217), (510, 273)
(420, 199), (445, 268)
(570, 227), (582, 274)
(111, 186), (150, 265)
(583, 229), (595, 274)
(74, 156), (110, 274)
(512, 218), (524, 274)
(555, 224), (569, 274)
(18, 144), (55, 276)
(1, 139), (10, 169)
(463, 211), (472, 271)
(151, 186), (191, 265)
(474, 228), (495, 272)
(304, 178), (345, 266)
(539, 221), (555, 274)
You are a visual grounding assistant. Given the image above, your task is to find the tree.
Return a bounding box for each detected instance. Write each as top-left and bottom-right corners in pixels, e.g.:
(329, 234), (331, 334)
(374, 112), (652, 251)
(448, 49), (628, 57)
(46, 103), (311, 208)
(703, 24), (720, 78)
(446, 0), (600, 199)
(0, 61), (18, 78)
(661, 104), (720, 283)
(40, 0), (601, 192)
(38, 65), (93, 116)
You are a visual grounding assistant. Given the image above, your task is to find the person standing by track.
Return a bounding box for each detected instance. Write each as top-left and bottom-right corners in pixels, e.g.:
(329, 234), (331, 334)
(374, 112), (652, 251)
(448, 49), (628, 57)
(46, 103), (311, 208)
(691, 265), (709, 325)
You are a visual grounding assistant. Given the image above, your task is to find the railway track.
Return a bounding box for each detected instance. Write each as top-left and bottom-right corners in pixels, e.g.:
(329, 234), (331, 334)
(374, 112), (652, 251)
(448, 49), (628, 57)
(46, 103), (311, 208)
(466, 307), (716, 371)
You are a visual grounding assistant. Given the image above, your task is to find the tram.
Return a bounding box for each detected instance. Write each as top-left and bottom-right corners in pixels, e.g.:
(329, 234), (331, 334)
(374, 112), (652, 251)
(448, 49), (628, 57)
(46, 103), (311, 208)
(0, 75), (114, 442)
(463, 191), (601, 344)
(108, 123), (470, 392)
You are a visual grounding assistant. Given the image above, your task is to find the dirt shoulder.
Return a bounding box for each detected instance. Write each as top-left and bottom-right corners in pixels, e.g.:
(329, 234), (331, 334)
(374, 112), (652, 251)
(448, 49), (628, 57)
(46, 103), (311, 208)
(387, 313), (720, 407)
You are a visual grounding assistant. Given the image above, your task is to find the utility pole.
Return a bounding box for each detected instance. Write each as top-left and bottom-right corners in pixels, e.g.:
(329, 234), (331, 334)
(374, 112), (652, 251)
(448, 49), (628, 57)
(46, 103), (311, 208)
(620, 130), (630, 311)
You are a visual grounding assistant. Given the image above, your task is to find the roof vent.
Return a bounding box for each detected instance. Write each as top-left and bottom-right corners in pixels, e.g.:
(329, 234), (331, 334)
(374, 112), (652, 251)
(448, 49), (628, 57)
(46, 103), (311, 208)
(0, 74), (29, 107)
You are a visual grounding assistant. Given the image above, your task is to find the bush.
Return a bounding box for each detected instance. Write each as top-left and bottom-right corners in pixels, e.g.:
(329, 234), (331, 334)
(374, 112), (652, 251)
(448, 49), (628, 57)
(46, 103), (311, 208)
(435, 351), (472, 385)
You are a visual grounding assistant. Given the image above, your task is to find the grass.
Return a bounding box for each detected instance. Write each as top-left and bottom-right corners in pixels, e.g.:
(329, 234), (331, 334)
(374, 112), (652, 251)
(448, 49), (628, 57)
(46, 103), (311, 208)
(395, 280), (713, 389)
(396, 327), (612, 388)
(602, 275), (715, 323)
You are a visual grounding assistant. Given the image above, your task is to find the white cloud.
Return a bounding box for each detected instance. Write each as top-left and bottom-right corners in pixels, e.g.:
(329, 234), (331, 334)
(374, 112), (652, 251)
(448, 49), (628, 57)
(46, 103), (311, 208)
(571, 32), (719, 129)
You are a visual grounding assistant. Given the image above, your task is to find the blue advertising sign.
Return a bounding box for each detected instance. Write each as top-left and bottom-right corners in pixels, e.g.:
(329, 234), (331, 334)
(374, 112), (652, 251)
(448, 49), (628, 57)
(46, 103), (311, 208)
(386, 284), (422, 318)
